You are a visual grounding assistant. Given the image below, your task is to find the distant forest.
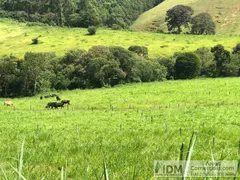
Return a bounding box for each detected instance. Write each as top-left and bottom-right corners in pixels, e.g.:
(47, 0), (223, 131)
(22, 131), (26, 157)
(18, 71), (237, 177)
(0, 0), (162, 28)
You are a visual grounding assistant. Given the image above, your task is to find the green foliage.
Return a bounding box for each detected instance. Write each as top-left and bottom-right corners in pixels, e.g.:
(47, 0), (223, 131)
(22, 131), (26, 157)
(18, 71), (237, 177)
(87, 26), (97, 35)
(211, 44), (231, 76)
(233, 43), (240, 54)
(0, 56), (21, 96)
(191, 13), (216, 35)
(165, 5), (193, 34)
(136, 59), (167, 82)
(52, 45), (166, 90)
(128, 45), (148, 58)
(157, 57), (175, 79)
(0, 0), (160, 28)
(175, 52), (201, 79)
(22, 52), (56, 95)
(194, 47), (214, 76)
(221, 63), (239, 77)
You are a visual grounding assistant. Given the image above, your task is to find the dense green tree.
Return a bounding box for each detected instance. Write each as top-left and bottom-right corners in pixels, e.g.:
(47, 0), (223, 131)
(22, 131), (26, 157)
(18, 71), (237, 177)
(0, 56), (21, 96)
(0, 0), (161, 28)
(211, 44), (231, 76)
(109, 46), (139, 82)
(21, 52), (56, 95)
(136, 58), (167, 82)
(175, 52), (201, 79)
(52, 49), (86, 90)
(191, 13), (216, 35)
(165, 5), (193, 34)
(233, 43), (240, 54)
(194, 47), (214, 75)
(128, 45), (148, 58)
(158, 57), (175, 79)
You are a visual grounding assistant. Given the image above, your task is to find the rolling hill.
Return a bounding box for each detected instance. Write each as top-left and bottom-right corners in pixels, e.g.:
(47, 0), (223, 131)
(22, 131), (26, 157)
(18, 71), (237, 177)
(0, 19), (239, 58)
(131, 0), (240, 35)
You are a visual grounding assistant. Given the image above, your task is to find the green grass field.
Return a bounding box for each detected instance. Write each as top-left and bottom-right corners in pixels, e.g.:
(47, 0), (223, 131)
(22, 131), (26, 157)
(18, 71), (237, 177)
(0, 78), (239, 179)
(131, 0), (240, 35)
(0, 19), (239, 58)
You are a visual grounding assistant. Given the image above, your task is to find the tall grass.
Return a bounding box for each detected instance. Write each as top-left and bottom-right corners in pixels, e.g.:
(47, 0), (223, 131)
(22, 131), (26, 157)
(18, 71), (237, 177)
(0, 78), (239, 179)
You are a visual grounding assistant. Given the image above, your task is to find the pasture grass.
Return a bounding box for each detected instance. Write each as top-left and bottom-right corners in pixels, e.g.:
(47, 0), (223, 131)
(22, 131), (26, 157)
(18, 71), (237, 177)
(0, 18), (239, 58)
(0, 78), (239, 179)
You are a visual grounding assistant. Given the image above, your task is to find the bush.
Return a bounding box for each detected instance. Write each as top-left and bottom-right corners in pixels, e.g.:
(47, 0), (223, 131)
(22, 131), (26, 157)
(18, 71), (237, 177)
(175, 52), (201, 79)
(211, 44), (231, 76)
(111, 24), (122, 30)
(194, 47), (214, 76)
(221, 64), (239, 77)
(136, 59), (167, 82)
(31, 37), (39, 44)
(88, 26), (97, 35)
(128, 45), (148, 58)
(233, 43), (240, 54)
(158, 57), (175, 79)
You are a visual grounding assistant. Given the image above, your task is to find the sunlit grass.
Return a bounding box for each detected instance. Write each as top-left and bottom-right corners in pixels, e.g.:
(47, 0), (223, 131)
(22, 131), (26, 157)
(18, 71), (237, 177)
(0, 78), (239, 179)
(0, 18), (239, 59)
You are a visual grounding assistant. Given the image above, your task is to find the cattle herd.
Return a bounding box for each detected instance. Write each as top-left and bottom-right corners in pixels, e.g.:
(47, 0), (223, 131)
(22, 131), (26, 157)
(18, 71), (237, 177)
(3, 94), (70, 109)
(41, 94), (70, 109)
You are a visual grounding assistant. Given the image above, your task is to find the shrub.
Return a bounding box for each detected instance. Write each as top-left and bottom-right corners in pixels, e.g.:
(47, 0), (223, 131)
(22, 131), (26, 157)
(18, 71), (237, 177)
(175, 52), (201, 79)
(31, 37), (39, 44)
(111, 24), (122, 30)
(233, 43), (240, 54)
(136, 59), (167, 82)
(221, 64), (239, 77)
(158, 57), (175, 79)
(211, 44), (231, 76)
(88, 26), (97, 35)
(194, 47), (214, 76)
(128, 45), (148, 58)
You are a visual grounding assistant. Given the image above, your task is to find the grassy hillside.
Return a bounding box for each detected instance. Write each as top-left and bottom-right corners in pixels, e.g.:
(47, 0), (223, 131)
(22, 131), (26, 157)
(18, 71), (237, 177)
(0, 19), (239, 58)
(131, 0), (240, 35)
(0, 78), (239, 179)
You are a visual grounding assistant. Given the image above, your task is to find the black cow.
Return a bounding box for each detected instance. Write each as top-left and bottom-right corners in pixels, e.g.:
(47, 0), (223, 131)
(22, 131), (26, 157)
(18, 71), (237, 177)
(44, 95), (52, 98)
(46, 102), (57, 108)
(61, 99), (70, 105)
(46, 102), (64, 109)
(56, 96), (61, 101)
(55, 102), (64, 108)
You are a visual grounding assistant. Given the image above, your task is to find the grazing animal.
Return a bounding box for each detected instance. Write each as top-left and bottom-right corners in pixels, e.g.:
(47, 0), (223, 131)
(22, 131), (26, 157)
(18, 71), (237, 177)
(44, 94), (59, 98)
(61, 99), (70, 105)
(46, 102), (64, 109)
(55, 102), (64, 108)
(40, 96), (43, 100)
(46, 102), (57, 108)
(4, 101), (14, 106)
(44, 95), (52, 98)
(56, 96), (61, 101)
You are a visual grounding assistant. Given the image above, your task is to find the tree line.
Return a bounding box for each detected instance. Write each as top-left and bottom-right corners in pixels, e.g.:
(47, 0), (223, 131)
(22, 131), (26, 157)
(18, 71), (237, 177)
(0, 0), (162, 28)
(0, 43), (239, 97)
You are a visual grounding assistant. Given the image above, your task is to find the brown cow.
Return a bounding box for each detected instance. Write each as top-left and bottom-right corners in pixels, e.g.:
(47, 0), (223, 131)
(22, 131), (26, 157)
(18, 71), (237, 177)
(61, 99), (70, 105)
(4, 101), (14, 106)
